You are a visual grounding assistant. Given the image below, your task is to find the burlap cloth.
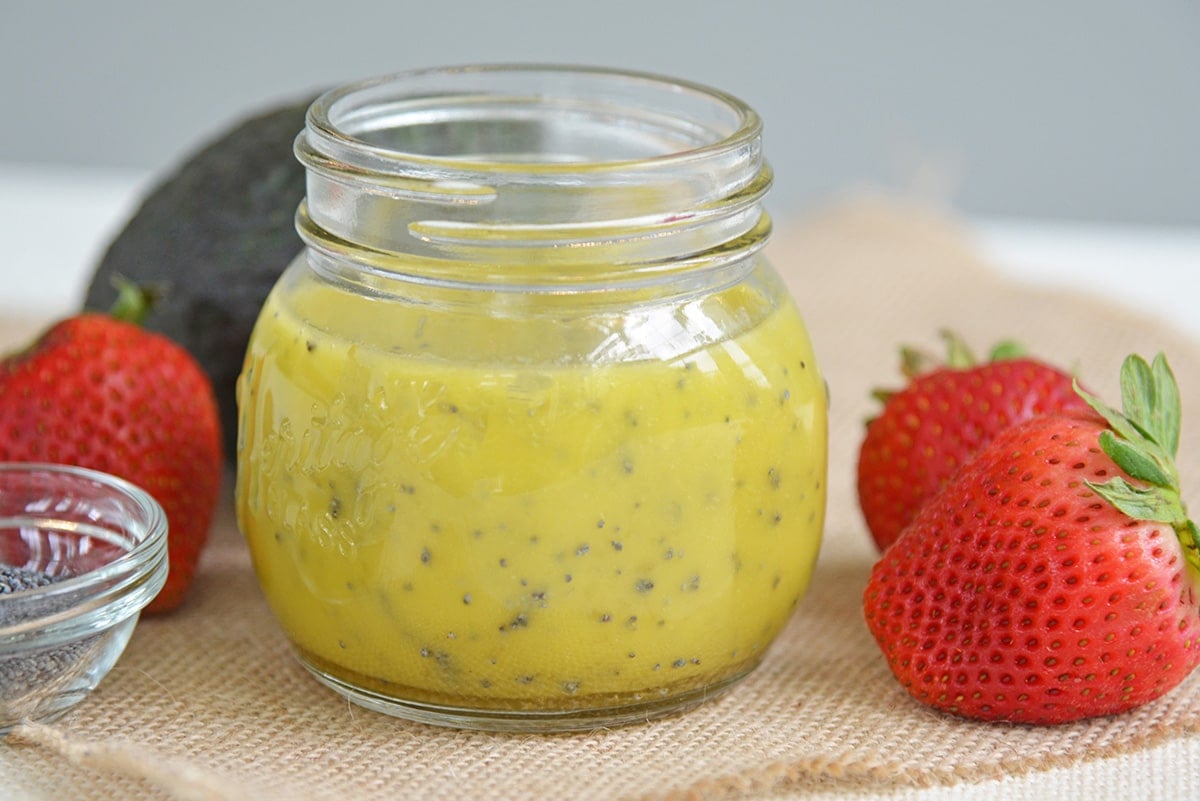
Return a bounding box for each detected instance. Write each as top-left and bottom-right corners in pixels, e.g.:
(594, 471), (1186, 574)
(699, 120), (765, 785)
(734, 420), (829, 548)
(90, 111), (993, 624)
(3, 197), (1199, 800)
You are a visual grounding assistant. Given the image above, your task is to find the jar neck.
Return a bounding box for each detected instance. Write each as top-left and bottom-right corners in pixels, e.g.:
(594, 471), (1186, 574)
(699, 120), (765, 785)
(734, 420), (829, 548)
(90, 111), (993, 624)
(294, 65), (773, 290)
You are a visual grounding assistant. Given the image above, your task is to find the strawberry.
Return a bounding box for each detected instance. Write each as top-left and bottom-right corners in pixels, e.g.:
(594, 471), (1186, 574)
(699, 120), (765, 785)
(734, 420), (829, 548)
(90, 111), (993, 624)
(0, 282), (223, 613)
(862, 353), (1200, 724)
(857, 332), (1090, 551)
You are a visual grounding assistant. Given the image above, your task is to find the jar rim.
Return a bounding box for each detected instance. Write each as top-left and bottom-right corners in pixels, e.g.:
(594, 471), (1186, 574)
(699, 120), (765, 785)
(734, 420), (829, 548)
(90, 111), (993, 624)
(303, 63), (762, 177)
(296, 64), (772, 283)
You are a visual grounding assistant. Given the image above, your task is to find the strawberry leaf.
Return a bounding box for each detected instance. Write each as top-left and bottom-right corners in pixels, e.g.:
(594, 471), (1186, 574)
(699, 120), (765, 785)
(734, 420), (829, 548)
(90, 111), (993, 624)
(987, 341), (1026, 361)
(939, 330), (976, 369)
(1119, 353), (1155, 436)
(1085, 354), (1182, 495)
(1118, 353), (1182, 457)
(1099, 430), (1174, 488)
(1075, 379), (1145, 445)
(900, 346), (934, 379)
(1086, 476), (1189, 526)
(1152, 353), (1182, 456)
(108, 275), (162, 325)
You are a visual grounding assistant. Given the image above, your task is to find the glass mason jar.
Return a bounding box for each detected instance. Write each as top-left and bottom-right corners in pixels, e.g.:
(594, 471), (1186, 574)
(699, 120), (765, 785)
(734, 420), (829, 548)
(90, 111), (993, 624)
(236, 65), (827, 732)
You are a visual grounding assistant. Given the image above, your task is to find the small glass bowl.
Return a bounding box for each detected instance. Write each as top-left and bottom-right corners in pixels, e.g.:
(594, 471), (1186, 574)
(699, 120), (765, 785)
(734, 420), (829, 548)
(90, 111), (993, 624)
(0, 463), (168, 733)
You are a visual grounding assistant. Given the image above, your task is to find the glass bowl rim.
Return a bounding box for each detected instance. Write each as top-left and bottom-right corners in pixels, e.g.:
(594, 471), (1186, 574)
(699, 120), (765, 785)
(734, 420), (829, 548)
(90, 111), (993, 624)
(0, 461), (169, 641)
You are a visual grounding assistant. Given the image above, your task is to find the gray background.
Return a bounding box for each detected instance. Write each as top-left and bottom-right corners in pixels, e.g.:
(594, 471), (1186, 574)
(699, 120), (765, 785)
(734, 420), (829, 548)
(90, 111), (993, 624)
(3, 1), (1198, 225)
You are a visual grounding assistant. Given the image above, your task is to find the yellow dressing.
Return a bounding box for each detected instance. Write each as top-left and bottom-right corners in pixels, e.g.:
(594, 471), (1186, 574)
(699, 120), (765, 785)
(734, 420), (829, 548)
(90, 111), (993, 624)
(236, 271), (826, 711)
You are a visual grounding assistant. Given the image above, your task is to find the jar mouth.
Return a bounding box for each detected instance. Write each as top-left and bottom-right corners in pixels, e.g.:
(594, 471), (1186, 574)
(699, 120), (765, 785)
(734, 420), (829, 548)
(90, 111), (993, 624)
(304, 64), (762, 176)
(295, 64), (772, 285)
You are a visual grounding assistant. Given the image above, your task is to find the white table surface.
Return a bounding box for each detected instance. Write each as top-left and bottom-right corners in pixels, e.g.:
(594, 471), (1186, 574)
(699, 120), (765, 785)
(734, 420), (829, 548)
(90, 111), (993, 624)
(2, 161), (1199, 801)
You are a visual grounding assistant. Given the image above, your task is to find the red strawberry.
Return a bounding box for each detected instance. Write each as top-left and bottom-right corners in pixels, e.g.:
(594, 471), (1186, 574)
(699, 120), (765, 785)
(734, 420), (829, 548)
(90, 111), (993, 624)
(857, 333), (1090, 551)
(0, 283), (223, 613)
(862, 353), (1200, 724)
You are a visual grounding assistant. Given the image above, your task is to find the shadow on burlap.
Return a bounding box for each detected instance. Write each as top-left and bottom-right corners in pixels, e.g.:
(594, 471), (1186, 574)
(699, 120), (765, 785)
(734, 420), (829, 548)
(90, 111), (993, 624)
(4, 196), (1199, 801)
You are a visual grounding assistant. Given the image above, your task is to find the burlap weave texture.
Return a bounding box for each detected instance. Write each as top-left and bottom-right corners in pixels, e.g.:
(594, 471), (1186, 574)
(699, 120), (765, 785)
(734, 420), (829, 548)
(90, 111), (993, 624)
(3, 197), (1199, 800)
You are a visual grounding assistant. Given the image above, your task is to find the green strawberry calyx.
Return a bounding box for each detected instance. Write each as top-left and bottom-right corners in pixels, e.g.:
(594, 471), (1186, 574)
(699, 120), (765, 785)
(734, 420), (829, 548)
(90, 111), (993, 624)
(872, 330), (1026, 406)
(1076, 353), (1200, 575)
(901, 329), (1026, 379)
(107, 275), (163, 326)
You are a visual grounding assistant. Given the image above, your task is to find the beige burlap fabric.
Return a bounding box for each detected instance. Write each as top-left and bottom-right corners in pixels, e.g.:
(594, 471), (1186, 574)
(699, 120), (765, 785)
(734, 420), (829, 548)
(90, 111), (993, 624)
(3, 197), (1199, 800)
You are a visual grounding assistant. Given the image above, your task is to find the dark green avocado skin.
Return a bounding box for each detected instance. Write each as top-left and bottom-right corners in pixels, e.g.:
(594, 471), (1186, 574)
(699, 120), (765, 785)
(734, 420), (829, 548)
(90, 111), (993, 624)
(84, 98), (317, 464)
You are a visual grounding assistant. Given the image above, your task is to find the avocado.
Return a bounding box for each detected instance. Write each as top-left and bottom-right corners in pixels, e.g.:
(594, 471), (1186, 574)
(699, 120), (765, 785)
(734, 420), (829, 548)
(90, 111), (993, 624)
(85, 97), (318, 463)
